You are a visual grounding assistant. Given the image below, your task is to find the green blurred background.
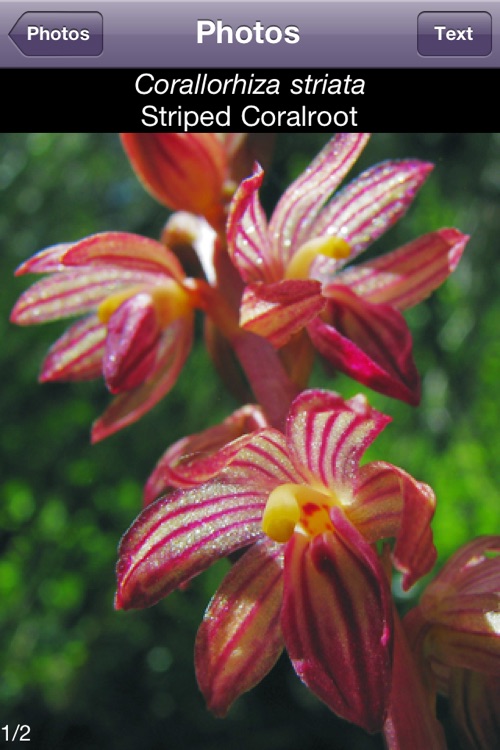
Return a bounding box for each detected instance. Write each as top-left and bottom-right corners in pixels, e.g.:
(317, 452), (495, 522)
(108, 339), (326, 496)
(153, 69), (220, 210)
(1, 133), (499, 749)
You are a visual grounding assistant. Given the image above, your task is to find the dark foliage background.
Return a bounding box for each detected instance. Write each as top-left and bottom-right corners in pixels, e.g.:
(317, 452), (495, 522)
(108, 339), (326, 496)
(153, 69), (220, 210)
(2, 133), (500, 749)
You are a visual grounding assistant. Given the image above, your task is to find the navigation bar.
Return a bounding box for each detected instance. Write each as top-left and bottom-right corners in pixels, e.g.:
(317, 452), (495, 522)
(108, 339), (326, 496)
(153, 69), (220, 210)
(2, 2), (498, 67)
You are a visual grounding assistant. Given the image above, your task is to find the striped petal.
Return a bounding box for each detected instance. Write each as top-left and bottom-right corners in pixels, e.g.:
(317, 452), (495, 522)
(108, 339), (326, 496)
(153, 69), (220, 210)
(269, 134), (370, 270)
(115, 481), (267, 610)
(448, 669), (500, 750)
(424, 592), (500, 631)
(240, 279), (325, 348)
(310, 160), (433, 278)
(336, 228), (469, 310)
(218, 430), (299, 490)
(427, 628), (500, 676)
(91, 315), (193, 442)
(350, 461), (437, 589)
(103, 293), (161, 393)
(417, 537), (500, 672)
(226, 165), (276, 283)
(144, 405), (268, 503)
(62, 232), (186, 280)
(11, 267), (153, 325)
(282, 509), (393, 733)
(421, 536), (500, 596)
(40, 315), (105, 381)
(15, 242), (73, 275)
(308, 285), (421, 405)
(195, 539), (284, 716)
(145, 427), (296, 503)
(286, 389), (390, 496)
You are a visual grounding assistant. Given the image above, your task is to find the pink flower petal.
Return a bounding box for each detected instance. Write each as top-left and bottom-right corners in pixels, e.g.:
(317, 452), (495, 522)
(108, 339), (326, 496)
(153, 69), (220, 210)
(240, 279), (325, 348)
(91, 315), (193, 442)
(336, 228), (469, 310)
(144, 405), (268, 504)
(115, 482), (267, 610)
(103, 293), (161, 393)
(40, 315), (105, 381)
(269, 134), (370, 270)
(62, 232), (186, 280)
(308, 285), (421, 404)
(286, 389), (390, 495)
(226, 164), (276, 283)
(350, 461), (437, 589)
(11, 267), (150, 325)
(414, 537), (500, 673)
(311, 160), (434, 276)
(422, 536), (500, 595)
(195, 539), (284, 716)
(218, 429), (300, 488)
(282, 509), (393, 733)
(14, 242), (73, 275)
(146, 428), (297, 499)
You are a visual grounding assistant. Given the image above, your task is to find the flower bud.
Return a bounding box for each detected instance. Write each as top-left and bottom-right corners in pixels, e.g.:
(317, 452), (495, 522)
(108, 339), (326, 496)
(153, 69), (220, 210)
(121, 133), (227, 231)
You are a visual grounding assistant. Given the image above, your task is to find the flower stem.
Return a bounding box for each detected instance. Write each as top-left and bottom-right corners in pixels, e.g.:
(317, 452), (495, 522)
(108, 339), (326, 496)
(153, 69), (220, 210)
(185, 277), (299, 429)
(383, 608), (446, 750)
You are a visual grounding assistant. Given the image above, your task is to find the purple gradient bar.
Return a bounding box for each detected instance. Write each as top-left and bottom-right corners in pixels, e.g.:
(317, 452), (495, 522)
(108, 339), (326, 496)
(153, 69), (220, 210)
(2, 1), (499, 67)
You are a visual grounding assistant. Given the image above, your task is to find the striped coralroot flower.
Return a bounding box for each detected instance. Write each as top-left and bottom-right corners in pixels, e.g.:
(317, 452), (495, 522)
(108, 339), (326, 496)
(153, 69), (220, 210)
(227, 133), (469, 405)
(115, 389), (437, 731)
(11, 232), (195, 441)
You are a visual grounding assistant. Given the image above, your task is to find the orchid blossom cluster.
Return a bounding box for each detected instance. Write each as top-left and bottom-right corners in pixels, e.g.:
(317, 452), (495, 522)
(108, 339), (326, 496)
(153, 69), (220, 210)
(11, 133), (500, 749)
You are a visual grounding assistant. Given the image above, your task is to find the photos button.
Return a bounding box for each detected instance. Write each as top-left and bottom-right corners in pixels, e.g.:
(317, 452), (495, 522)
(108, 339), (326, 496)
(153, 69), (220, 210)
(9, 12), (103, 57)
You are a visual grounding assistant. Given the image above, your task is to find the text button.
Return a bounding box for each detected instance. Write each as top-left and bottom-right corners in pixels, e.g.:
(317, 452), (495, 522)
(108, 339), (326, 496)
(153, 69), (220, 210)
(418, 12), (491, 57)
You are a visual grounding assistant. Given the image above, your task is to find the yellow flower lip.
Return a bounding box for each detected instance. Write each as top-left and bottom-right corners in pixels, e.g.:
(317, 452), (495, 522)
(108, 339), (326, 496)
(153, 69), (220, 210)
(97, 279), (191, 328)
(285, 236), (351, 280)
(262, 484), (301, 543)
(97, 285), (145, 325)
(149, 281), (192, 328)
(262, 482), (336, 543)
